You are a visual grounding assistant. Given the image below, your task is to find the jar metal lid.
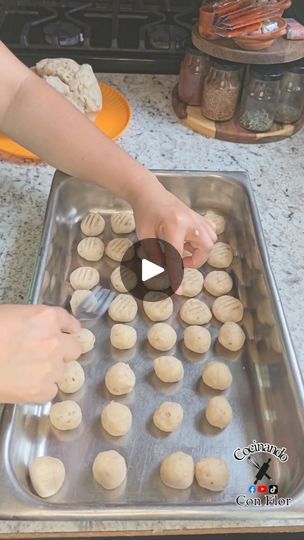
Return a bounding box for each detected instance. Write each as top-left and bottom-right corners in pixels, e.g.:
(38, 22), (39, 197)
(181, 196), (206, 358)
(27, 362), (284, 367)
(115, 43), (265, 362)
(210, 58), (242, 71)
(251, 65), (284, 81)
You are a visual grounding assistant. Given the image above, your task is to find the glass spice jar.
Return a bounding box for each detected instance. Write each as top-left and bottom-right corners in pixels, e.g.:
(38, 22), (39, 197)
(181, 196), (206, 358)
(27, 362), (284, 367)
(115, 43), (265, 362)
(239, 66), (283, 132)
(201, 59), (243, 122)
(275, 61), (304, 124)
(178, 47), (209, 106)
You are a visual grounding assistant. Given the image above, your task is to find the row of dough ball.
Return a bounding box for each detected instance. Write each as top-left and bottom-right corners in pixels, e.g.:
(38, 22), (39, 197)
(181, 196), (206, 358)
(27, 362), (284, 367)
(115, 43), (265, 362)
(81, 211), (135, 237)
(29, 451), (229, 498)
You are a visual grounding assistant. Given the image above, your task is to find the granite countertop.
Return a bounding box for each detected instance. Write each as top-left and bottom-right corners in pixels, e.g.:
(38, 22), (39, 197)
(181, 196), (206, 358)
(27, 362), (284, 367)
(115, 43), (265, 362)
(0, 74), (303, 536)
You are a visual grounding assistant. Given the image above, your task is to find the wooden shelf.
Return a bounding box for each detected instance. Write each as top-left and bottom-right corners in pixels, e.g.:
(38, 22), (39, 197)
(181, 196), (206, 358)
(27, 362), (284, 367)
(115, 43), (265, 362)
(192, 24), (304, 65)
(172, 85), (304, 144)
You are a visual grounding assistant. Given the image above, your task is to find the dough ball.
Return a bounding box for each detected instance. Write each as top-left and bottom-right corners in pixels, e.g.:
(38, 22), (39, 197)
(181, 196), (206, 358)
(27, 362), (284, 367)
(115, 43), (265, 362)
(101, 401), (132, 436)
(195, 458), (229, 492)
(29, 456), (65, 498)
(105, 238), (134, 262)
(218, 321), (246, 351)
(184, 325), (211, 354)
(49, 400), (82, 430)
(207, 242), (233, 269)
(105, 362), (136, 395)
(143, 292), (173, 322)
(202, 362), (232, 390)
(204, 271), (233, 297)
(108, 294), (138, 322)
(154, 356), (184, 383)
(73, 328), (96, 353)
(77, 237), (104, 262)
(57, 361), (85, 393)
(81, 212), (105, 236)
(69, 266), (99, 290)
(205, 396), (233, 429)
(70, 289), (94, 316)
(110, 265), (137, 293)
(180, 299), (212, 325)
(160, 452), (194, 490)
(153, 402), (184, 432)
(178, 268), (204, 297)
(92, 450), (126, 490)
(111, 211), (135, 234)
(145, 271), (170, 291)
(148, 323), (177, 351)
(212, 295), (244, 323)
(204, 210), (226, 235)
(110, 324), (137, 350)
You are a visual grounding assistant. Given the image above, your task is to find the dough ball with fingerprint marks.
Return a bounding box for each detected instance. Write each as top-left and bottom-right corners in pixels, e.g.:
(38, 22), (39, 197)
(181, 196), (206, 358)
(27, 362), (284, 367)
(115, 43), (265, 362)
(108, 294), (138, 322)
(143, 292), (173, 322)
(207, 242), (233, 269)
(69, 266), (99, 290)
(106, 238), (134, 262)
(77, 237), (104, 262)
(204, 271), (233, 297)
(80, 212), (105, 236)
(178, 268), (204, 297)
(111, 211), (135, 234)
(180, 299), (212, 325)
(110, 266), (137, 293)
(212, 295), (244, 323)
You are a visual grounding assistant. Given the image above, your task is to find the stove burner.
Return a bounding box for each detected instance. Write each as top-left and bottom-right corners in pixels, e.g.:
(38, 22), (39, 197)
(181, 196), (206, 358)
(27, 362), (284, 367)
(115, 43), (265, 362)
(44, 21), (84, 47)
(147, 24), (188, 51)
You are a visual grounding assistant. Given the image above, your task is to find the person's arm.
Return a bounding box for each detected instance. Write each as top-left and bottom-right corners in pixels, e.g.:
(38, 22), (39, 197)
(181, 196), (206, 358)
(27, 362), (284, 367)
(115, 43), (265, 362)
(0, 42), (216, 266)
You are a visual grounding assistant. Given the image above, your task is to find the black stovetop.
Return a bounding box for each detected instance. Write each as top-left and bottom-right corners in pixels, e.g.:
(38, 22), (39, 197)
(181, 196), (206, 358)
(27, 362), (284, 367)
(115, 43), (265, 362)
(0, 0), (201, 73)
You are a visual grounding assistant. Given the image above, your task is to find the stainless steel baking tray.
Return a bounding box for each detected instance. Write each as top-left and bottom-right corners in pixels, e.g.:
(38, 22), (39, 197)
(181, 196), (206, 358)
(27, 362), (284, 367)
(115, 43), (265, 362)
(0, 170), (304, 521)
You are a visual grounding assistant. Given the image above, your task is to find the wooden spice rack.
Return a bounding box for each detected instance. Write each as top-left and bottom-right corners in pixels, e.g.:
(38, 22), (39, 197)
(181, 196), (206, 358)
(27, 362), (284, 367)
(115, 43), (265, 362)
(172, 24), (304, 144)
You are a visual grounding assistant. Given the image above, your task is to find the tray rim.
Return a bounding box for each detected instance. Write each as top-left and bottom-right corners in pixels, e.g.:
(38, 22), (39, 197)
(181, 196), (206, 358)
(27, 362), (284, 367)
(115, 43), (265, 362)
(1, 169), (304, 522)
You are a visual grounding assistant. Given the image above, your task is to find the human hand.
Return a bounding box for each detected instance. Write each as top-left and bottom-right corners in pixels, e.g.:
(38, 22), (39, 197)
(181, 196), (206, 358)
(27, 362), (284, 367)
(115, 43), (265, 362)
(132, 182), (217, 268)
(0, 305), (82, 405)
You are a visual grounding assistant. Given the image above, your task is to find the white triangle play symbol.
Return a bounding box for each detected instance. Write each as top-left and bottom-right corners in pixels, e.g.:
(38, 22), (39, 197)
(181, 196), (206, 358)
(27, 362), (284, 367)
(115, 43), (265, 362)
(142, 258), (164, 282)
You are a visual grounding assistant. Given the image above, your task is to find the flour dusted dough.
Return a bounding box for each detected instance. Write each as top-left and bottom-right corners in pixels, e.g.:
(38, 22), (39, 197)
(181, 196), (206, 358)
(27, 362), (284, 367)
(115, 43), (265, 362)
(77, 237), (104, 261)
(153, 402), (184, 432)
(108, 294), (138, 322)
(204, 271), (233, 297)
(110, 324), (137, 350)
(49, 400), (82, 431)
(92, 450), (126, 490)
(57, 360), (85, 393)
(105, 362), (136, 395)
(148, 323), (177, 351)
(195, 458), (229, 492)
(69, 266), (99, 290)
(106, 238), (134, 262)
(202, 362), (232, 390)
(160, 452), (194, 490)
(184, 325), (211, 354)
(178, 268), (204, 297)
(111, 211), (135, 234)
(207, 242), (233, 269)
(70, 289), (94, 316)
(29, 456), (65, 498)
(101, 401), (132, 436)
(212, 295), (244, 323)
(218, 321), (246, 351)
(154, 356), (184, 383)
(143, 292), (173, 322)
(81, 212), (105, 236)
(73, 328), (96, 353)
(205, 396), (233, 429)
(204, 210), (226, 235)
(110, 266), (137, 293)
(180, 299), (212, 325)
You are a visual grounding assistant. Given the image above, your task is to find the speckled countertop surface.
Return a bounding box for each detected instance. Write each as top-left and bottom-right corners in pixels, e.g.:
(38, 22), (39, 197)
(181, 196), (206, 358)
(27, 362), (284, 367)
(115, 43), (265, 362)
(0, 74), (303, 536)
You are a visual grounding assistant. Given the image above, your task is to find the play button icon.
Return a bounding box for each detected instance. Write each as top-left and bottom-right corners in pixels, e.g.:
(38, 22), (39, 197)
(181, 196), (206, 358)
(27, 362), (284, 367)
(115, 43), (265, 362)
(120, 238), (184, 301)
(142, 259), (164, 282)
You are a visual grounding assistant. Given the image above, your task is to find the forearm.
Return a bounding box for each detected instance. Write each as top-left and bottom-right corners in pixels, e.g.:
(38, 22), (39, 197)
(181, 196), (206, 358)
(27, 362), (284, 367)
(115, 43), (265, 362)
(0, 44), (162, 205)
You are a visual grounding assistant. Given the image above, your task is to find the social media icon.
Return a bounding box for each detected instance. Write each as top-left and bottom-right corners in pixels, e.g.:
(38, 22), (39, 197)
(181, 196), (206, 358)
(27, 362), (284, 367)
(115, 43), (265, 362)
(269, 484), (278, 494)
(258, 485), (268, 493)
(248, 485), (256, 494)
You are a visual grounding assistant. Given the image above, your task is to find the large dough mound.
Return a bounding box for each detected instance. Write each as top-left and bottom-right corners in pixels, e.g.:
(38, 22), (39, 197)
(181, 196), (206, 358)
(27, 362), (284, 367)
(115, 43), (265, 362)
(35, 58), (102, 118)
